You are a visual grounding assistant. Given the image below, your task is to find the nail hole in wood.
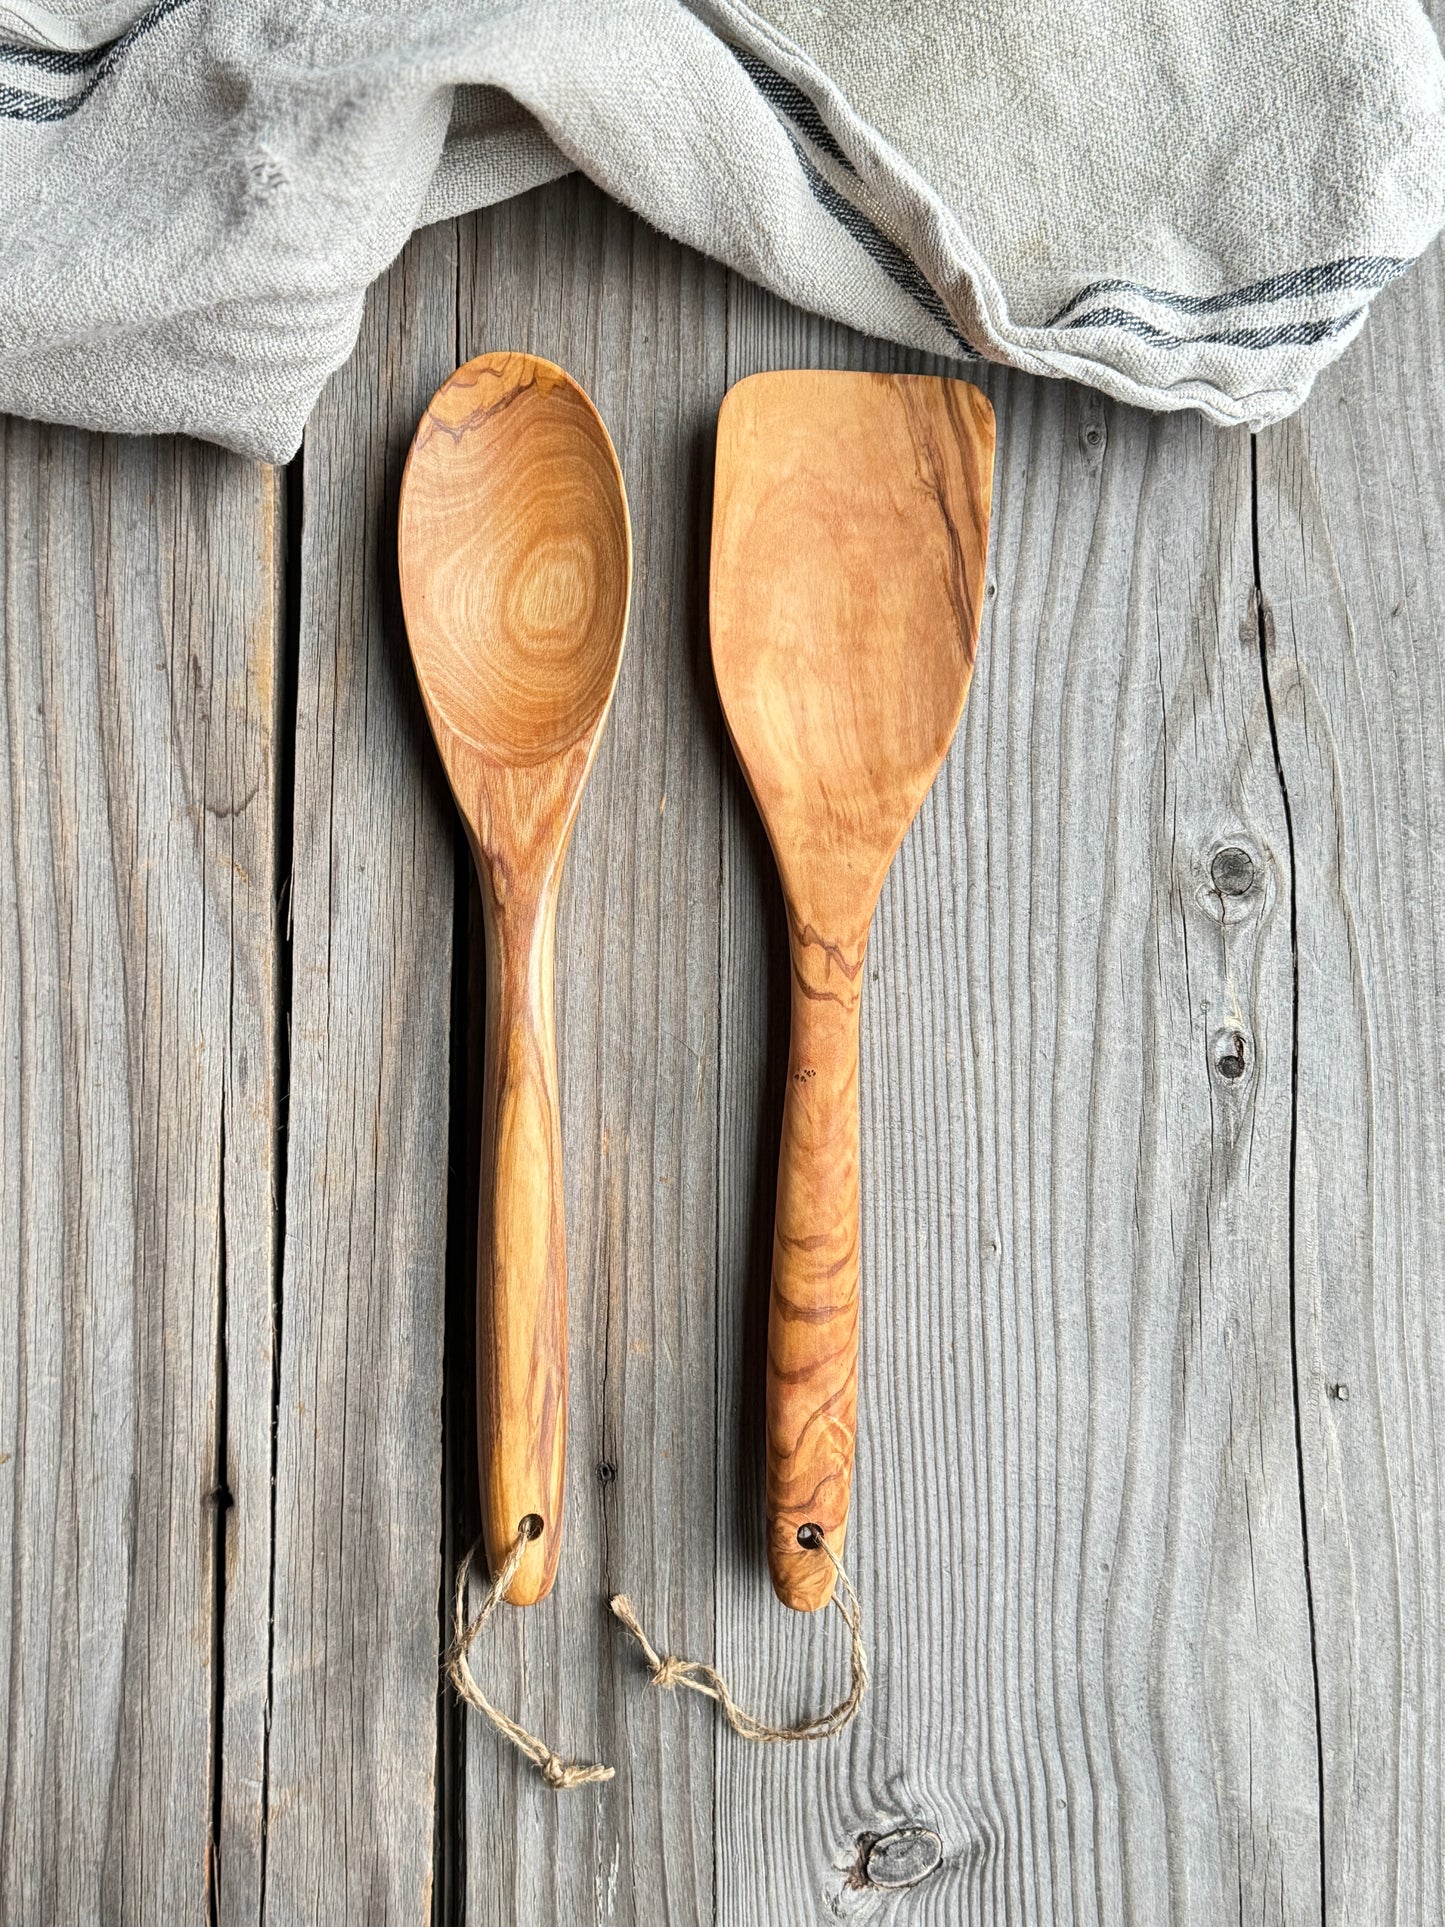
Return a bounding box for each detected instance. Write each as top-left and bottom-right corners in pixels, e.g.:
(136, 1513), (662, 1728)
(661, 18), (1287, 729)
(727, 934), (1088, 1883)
(597, 1460), (616, 1485)
(519, 1513), (543, 1541)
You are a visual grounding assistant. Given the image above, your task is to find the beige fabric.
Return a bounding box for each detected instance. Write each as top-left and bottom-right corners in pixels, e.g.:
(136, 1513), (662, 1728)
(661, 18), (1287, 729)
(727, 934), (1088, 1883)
(0, 0), (1441, 460)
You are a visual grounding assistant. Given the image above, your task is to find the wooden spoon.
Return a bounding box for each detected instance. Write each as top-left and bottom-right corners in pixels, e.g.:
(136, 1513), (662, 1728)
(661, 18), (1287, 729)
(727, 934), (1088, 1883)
(399, 352), (630, 1605)
(710, 370), (993, 1612)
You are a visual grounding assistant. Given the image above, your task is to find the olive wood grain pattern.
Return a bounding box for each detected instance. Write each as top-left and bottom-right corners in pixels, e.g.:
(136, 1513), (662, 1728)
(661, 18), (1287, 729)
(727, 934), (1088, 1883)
(710, 370), (994, 1610)
(399, 352), (631, 1604)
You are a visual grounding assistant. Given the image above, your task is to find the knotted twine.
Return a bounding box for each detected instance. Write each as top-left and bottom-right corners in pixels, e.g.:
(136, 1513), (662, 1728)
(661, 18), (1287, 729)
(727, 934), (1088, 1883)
(447, 1524), (869, 1787)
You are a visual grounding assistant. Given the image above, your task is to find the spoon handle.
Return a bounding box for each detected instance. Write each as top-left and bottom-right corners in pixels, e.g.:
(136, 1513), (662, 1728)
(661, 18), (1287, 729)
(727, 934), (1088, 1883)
(765, 928), (865, 1611)
(474, 884), (568, 1605)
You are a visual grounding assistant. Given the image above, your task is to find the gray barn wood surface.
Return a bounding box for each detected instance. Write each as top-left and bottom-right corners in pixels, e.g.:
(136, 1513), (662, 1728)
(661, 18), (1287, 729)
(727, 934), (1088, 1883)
(3, 157), (1444, 1927)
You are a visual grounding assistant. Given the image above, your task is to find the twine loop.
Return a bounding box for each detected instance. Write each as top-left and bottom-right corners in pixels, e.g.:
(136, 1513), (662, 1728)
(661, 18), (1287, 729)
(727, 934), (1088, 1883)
(446, 1529), (614, 1790)
(447, 1525), (869, 1781)
(608, 1534), (868, 1744)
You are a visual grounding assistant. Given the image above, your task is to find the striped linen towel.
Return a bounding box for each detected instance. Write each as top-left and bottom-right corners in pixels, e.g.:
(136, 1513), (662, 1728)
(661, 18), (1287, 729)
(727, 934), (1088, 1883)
(1, 0), (1442, 460)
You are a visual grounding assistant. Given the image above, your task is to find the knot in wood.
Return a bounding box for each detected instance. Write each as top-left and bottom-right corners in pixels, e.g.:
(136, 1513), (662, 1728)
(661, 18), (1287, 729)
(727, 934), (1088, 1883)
(1212, 1029), (1249, 1081)
(1210, 844), (1257, 898)
(855, 1826), (945, 1891)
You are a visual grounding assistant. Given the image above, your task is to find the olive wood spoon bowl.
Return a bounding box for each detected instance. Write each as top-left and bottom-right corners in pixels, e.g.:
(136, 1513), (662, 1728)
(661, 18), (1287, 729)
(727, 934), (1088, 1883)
(399, 352), (630, 1605)
(710, 370), (994, 1612)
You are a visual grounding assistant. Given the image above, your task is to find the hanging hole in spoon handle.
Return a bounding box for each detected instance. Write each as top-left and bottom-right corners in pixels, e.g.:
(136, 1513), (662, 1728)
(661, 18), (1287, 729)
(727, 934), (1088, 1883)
(475, 885), (571, 1607)
(398, 352), (633, 1615)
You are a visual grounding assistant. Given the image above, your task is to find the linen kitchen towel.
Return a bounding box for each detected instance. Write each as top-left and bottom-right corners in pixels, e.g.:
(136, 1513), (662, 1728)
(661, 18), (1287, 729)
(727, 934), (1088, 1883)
(1, 0), (1442, 461)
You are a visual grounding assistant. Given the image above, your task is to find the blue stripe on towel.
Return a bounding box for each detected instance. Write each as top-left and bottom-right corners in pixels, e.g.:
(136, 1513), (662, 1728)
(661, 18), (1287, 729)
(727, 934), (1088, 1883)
(0, 0), (192, 122)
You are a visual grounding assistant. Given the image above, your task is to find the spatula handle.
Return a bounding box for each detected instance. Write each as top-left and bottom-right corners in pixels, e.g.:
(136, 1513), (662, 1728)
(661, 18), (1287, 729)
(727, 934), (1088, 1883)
(475, 883), (567, 1605)
(765, 929), (865, 1611)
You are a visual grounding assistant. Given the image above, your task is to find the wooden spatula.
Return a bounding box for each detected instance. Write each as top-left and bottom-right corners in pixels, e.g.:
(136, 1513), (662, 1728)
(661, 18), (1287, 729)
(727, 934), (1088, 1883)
(399, 353), (631, 1605)
(710, 370), (994, 1612)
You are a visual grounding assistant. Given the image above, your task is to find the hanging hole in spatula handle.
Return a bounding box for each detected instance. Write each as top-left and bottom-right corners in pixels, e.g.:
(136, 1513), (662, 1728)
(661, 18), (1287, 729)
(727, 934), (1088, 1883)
(765, 945), (864, 1613)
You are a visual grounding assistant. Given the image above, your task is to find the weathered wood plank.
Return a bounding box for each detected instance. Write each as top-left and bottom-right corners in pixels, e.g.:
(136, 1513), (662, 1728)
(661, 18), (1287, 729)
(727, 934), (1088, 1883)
(454, 175), (727, 1927)
(714, 284), (1319, 1923)
(259, 227), (458, 1921)
(1255, 224), (1445, 1924)
(0, 428), (280, 1920)
(9, 171), (1437, 1927)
